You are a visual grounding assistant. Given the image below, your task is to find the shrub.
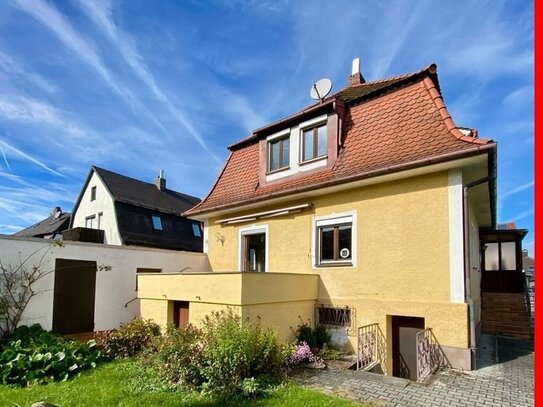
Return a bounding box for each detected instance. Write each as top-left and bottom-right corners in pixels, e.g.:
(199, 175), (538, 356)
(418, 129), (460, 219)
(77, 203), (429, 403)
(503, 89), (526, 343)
(296, 324), (316, 349)
(313, 325), (332, 350)
(295, 324), (331, 351)
(283, 341), (323, 372)
(96, 318), (160, 359)
(199, 309), (285, 399)
(144, 324), (204, 389)
(0, 324), (102, 386)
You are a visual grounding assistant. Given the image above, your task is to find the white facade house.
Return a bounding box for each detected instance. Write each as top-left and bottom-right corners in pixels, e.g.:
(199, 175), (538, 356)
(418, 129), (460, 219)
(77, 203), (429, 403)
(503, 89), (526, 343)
(70, 166), (203, 252)
(71, 170), (121, 245)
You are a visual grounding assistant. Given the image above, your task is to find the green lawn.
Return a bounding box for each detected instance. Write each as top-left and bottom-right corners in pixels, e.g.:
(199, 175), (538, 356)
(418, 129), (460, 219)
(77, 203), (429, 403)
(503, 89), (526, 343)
(0, 360), (363, 407)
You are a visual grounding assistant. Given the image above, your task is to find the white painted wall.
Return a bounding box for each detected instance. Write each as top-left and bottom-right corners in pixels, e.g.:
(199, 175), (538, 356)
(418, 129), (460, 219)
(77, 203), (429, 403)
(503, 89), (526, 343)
(71, 171), (122, 245)
(0, 236), (208, 332)
(448, 169), (464, 303)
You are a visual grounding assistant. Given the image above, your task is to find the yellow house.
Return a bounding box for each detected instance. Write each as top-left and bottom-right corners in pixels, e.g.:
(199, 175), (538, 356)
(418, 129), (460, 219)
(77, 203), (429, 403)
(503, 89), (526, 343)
(138, 61), (529, 379)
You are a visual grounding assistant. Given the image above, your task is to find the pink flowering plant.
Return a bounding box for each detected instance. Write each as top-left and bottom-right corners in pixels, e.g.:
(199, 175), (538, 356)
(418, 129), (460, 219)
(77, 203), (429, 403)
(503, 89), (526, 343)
(283, 341), (324, 372)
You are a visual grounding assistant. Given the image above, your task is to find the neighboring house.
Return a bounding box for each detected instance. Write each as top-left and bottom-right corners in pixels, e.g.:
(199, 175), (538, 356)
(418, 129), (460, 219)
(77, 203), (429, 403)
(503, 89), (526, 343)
(70, 166), (203, 252)
(13, 207), (71, 239)
(135, 60), (530, 379)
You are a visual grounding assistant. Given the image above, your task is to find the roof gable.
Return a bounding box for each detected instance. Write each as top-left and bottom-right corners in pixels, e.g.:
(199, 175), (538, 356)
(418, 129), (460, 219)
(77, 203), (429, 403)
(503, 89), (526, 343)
(186, 64), (495, 217)
(71, 167), (201, 225)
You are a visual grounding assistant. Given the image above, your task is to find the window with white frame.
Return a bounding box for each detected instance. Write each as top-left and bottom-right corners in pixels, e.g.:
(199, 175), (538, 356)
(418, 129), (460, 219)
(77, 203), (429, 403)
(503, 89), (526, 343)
(268, 136), (290, 172)
(315, 213), (355, 266)
(302, 123), (327, 162)
(85, 215), (96, 229)
(97, 212), (103, 229)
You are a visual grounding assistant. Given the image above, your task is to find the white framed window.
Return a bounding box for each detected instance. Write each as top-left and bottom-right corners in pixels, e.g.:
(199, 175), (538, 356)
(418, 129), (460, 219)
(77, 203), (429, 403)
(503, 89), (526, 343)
(238, 225), (269, 272)
(85, 215), (96, 229)
(152, 215), (163, 230)
(301, 123), (327, 162)
(313, 211), (356, 267)
(97, 212), (103, 229)
(268, 136), (290, 172)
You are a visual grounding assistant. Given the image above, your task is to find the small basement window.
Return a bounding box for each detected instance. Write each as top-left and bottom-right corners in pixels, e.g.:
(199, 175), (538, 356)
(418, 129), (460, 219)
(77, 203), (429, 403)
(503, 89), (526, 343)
(317, 306), (351, 327)
(152, 215), (163, 230)
(268, 136), (290, 172)
(302, 123), (327, 162)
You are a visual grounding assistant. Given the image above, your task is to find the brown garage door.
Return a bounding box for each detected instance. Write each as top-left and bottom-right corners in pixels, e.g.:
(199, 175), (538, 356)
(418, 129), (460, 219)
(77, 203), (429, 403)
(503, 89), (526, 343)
(52, 259), (97, 334)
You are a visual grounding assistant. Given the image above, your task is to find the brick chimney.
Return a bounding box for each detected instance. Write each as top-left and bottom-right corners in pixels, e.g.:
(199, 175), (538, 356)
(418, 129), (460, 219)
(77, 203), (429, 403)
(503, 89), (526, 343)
(155, 170), (166, 191)
(347, 57), (366, 87)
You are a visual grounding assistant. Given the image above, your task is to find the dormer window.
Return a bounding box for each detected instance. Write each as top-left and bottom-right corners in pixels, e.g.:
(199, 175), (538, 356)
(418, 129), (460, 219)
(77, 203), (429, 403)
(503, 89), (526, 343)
(302, 123), (327, 162)
(151, 215), (163, 231)
(268, 136), (290, 172)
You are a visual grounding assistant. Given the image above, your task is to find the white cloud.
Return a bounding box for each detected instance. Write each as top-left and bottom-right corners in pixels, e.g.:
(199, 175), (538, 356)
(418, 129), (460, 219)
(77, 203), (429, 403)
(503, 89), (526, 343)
(0, 50), (58, 94)
(77, 0), (222, 163)
(0, 138), (64, 177)
(499, 181), (534, 201)
(10, 0), (169, 137)
(502, 85), (533, 107)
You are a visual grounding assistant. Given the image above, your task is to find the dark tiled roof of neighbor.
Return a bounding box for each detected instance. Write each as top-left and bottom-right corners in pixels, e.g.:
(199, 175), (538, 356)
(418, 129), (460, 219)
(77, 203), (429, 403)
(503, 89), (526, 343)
(14, 211), (71, 238)
(93, 166), (200, 215)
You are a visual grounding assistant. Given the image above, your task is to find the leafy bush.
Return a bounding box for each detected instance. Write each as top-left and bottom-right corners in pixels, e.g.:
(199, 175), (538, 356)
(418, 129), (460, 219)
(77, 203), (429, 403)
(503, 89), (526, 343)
(199, 309), (285, 399)
(144, 324), (204, 389)
(0, 324), (102, 386)
(95, 318), (160, 358)
(296, 324), (316, 349)
(142, 309), (286, 399)
(295, 324), (331, 351)
(313, 325), (332, 350)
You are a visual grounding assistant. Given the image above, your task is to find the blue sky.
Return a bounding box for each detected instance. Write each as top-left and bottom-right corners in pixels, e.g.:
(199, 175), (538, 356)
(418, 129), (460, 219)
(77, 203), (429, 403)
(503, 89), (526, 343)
(0, 0), (534, 253)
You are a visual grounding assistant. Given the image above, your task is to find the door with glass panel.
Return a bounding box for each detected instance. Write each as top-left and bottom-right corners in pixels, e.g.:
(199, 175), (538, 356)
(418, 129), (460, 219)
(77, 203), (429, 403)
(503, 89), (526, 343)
(242, 232), (266, 272)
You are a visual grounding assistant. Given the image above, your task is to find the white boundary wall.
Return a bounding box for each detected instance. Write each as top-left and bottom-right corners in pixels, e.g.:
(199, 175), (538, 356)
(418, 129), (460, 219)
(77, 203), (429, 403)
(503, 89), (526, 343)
(0, 235), (207, 331)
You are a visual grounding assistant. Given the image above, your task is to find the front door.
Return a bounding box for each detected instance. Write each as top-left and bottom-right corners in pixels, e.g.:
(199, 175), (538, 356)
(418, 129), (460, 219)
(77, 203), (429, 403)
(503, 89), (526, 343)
(392, 316), (425, 380)
(53, 259), (96, 334)
(243, 232), (266, 272)
(173, 301), (189, 328)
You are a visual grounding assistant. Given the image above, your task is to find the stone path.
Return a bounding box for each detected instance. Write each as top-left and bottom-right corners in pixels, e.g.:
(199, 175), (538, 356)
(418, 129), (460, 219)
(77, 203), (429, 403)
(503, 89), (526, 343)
(292, 335), (533, 406)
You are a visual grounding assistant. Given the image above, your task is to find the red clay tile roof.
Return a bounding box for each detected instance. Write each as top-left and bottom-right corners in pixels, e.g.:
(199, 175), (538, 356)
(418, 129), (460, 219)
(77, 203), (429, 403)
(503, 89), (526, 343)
(186, 64), (495, 216)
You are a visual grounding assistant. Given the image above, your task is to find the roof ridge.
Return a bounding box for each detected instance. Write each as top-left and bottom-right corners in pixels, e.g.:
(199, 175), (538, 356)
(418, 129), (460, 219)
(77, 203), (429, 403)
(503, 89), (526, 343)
(346, 63), (437, 88)
(93, 166), (200, 202)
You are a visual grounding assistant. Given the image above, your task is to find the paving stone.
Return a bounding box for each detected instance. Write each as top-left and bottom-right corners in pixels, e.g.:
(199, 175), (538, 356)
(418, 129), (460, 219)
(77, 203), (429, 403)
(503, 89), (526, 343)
(292, 334), (533, 407)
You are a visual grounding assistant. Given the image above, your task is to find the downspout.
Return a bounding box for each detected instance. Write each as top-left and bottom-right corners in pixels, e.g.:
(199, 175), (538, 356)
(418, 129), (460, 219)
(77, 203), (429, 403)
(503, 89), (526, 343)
(463, 176), (489, 370)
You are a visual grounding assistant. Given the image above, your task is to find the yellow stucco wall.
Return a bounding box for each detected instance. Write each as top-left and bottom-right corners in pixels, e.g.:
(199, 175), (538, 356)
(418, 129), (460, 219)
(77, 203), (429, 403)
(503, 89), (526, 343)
(204, 171), (468, 352)
(242, 300), (316, 343)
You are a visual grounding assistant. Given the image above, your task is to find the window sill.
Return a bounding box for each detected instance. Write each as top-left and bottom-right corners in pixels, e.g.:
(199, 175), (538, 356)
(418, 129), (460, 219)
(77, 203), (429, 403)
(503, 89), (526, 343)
(300, 155), (327, 166)
(315, 262), (353, 268)
(266, 166), (291, 175)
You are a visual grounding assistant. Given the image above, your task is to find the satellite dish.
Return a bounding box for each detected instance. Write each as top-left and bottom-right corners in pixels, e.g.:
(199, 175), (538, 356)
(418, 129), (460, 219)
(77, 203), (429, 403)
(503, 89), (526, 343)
(52, 207), (62, 219)
(310, 78), (332, 102)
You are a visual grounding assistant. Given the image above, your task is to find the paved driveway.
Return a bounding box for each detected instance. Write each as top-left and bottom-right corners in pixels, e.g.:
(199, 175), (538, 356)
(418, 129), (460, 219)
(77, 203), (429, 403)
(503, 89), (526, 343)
(292, 335), (533, 406)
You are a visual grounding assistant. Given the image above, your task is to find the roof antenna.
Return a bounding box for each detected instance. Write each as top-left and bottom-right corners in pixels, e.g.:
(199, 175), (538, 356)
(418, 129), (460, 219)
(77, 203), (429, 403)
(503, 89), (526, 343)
(310, 78), (333, 103)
